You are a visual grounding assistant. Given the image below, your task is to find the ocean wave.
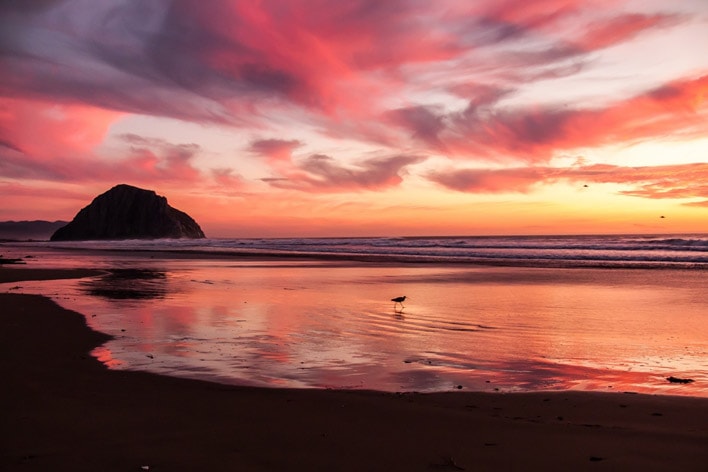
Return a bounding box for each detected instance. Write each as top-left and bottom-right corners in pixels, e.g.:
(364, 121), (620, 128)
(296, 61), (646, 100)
(13, 233), (708, 269)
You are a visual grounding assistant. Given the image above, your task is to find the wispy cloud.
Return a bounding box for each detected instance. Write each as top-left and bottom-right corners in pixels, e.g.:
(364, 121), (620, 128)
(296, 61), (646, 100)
(249, 139), (303, 164)
(392, 74), (708, 163)
(0, 101), (203, 184)
(1, 1), (695, 128)
(429, 162), (708, 205)
(0, 96), (122, 179)
(117, 134), (203, 182)
(574, 13), (684, 50)
(2, 1), (704, 172)
(1, 0), (706, 232)
(267, 153), (427, 192)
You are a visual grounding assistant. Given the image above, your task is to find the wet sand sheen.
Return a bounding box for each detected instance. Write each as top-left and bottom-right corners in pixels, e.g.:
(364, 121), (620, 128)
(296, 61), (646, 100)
(9, 260), (706, 395)
(2, 267), (708, 470)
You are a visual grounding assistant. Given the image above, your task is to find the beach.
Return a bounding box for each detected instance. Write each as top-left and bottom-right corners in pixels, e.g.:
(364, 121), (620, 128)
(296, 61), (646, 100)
(4, 242), (706, 395)
(4, 0), (708, 467)
(2, 267), (707, 471)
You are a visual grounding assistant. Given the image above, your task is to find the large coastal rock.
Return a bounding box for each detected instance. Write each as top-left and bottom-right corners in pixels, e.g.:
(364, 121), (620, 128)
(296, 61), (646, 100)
(51, 184), (205, 241)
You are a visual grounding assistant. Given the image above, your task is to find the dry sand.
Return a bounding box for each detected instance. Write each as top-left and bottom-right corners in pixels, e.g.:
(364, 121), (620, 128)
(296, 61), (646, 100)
(1, 268), (707, 471)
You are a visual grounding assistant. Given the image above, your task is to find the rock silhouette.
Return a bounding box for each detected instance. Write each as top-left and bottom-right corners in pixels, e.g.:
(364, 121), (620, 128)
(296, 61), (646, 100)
(51, 184), (205, 241)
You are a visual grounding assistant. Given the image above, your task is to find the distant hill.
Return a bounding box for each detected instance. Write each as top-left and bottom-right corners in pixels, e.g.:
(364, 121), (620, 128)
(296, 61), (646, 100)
(0, 220), (69, 241)
(50, 184), (205, 241)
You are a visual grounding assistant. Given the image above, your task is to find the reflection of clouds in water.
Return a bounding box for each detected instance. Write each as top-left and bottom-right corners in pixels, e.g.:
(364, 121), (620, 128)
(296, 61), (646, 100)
(50, 261), (706, 396)
(92, 345), (124, 368)
(80, 269), (169, 300)
(393, 368), (450, 391)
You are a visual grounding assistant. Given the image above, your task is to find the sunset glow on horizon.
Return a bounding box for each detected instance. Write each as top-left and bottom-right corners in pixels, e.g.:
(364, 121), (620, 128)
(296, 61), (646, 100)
(1, 0), (707, 237)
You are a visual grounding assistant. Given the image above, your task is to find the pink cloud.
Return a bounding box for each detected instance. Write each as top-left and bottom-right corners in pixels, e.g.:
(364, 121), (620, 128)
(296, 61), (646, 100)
(117, 134), (203, 183)
(392, 74), (708, 163)
(0, 0), (464, 124)
(428, 167), (549, 193)
(267, 153), (426, 192)
(385, 106), (449, 152)
(575, 13), (683, 51)
(246, 136), (428, 192)
(0, 99), (203, 184)
(0, 97), (121, 160)
(429, 162), (708, 205)
(0, 97), (124, 180)
(478, 0), (682, 50)
(1, 0), (690, 128)
(1, 0), (705, 211)
(0, 181), (105, 221)
(211, 168), (245, 189)
(481, 0), (584, 26)
(248, 139), (303, 164)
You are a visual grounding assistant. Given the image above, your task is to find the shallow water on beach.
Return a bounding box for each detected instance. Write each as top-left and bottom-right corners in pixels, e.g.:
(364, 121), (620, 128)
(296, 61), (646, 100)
(3, 249), (707, 396)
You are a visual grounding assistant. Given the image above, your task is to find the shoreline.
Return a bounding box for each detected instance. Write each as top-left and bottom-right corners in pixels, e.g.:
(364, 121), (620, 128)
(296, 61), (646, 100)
(2, 268), (707, 470)
(4, 239), (707, 270)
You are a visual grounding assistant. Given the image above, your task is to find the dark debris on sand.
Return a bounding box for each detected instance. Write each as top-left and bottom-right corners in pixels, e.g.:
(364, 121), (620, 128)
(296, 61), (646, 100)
(0, 255), (26, 265)
(666, 376), (695, 384)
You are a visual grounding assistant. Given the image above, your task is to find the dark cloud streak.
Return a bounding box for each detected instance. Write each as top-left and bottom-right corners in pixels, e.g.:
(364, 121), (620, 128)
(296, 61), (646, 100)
(392, 74), (708, 163)
(0, 0), (690, 130)
(249, 139), (303, 163)
(269, 153), (427, 192)
(0, 0), (704, 202)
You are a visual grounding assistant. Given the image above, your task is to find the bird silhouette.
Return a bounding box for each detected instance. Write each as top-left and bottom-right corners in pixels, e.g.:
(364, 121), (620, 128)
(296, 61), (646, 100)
(391, 295), (407, 311)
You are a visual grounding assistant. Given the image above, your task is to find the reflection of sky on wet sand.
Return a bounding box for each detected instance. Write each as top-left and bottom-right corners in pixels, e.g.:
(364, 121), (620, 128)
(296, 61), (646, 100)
(4, 258), (707, 396)
(80, 269), (169, 299)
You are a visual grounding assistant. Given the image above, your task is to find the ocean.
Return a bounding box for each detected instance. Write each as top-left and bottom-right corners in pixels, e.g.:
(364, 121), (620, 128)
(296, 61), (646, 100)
(13, 233), (708, 268)
(2, 233), (707, 396)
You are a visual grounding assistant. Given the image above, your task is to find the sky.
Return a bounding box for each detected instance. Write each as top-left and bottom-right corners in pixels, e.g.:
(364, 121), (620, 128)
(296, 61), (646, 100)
(1, 0), (707, 238)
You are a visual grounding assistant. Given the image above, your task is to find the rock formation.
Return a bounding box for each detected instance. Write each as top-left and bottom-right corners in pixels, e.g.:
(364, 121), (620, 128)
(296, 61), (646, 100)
(50, 184), (205, 241)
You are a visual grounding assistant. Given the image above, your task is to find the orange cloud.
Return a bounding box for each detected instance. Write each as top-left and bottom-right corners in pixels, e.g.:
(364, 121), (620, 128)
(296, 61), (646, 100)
(0, 97), (125, 183)
(211, 168), (246, 189)
(0, 96), (121, 161)
(428, 167), (548, 193)
(575, 13), (682, 51)
(393, 74), (708, 163)
(1, 0), (706, 234)
(0, 100), (204, 185)
(429, 162), (708, 205)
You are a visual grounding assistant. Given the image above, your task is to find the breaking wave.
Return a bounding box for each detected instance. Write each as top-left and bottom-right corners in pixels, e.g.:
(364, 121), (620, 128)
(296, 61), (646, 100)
(37, 233), (708, 269)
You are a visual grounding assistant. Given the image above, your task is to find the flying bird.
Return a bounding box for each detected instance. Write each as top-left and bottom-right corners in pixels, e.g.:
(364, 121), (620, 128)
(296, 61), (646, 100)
(391, 295), (407, 311)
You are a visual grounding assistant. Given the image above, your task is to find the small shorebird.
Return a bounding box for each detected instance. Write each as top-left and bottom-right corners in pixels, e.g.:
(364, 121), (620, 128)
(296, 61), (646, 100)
(391, 295), (407, 311)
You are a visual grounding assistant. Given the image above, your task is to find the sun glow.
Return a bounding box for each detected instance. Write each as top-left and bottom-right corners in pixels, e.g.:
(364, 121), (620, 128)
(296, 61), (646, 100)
(1, 0), (706, 236)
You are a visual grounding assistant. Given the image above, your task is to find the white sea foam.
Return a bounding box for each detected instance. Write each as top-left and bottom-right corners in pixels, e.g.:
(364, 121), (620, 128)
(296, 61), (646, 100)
(23, 233), (708, 268)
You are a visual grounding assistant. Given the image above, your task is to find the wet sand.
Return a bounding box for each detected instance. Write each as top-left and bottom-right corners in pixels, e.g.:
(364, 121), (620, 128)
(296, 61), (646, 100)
(1, 268), (707, 471)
